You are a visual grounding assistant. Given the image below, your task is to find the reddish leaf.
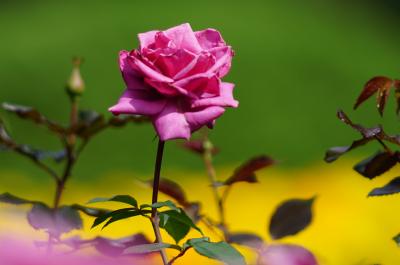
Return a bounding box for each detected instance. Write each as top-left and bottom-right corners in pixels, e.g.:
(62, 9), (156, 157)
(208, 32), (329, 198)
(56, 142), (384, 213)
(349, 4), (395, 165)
(394, 79), (400, 115)
(324, 138), (372, 163)
(376, 79), (392, 116)
(146, 178), (188, 206)
(227, 232), (264, 249)
(368, 176), (400, 197)
(354, 151), (398, 179)
(269, 197), (315, 240)
(337, 110), (382, 138)
(354, 76), (392, 112)
(225, 155), (275, 185)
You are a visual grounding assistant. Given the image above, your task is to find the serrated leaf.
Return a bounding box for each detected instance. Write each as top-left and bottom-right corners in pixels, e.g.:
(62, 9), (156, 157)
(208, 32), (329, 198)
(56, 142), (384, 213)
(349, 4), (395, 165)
(88, 195), (138, 208)
(337, 110), (382, 139)
(225, 155), (275, 185)
(91, 208), (137, 229)
(102, 210), (143, 229)
(188, 240), (246, 265)
(27, 204), (82, 236)
(269, 197), (315, 240)
(354, 151), (398, 179)
(324, 138), (371, 163)
(376, 79), (392, 116)
(353, 76), (393, 114)
(158, 209), (202, 243)
(141, 200), (180, 212)
(146, 178), (188, 206)
(123, 242), (181, 255)
(368, 177), (400, 197)
(227, 232), (264, 249)
(2, 102), (65, 134)
(71, 204), (109, 217)
(0, 192), (34, 205)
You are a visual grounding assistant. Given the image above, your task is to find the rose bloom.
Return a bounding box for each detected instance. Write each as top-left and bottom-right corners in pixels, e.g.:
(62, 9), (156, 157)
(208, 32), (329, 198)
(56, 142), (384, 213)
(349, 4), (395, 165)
(109, 23), (238, 141)
(257, 244), (318, 265)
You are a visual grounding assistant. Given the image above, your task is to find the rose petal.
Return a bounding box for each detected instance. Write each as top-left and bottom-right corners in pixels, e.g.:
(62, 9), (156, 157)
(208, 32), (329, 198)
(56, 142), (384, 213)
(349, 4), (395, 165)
(207, 46), (233, 78)
(144, 79), (180, 96)
(154, 49), (196, 78)
(195, 29), (226, 50)
(152, 102), (191, 140)
(119, 51), (147, 90)
(138, 30), (158, 49)
(164, 23), (202, 54)
(173, 74), (220, 97)
(108, 89), (167, 116)
(173, 52), (216, 80)
(130, 58), (172, 84)
(184, 106), (225, 132)
(191, 82), (238, 108)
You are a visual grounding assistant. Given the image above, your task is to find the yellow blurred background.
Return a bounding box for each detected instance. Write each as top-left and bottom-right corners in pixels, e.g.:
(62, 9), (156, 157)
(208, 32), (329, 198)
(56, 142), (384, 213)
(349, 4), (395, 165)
(1, 158), (400, 264)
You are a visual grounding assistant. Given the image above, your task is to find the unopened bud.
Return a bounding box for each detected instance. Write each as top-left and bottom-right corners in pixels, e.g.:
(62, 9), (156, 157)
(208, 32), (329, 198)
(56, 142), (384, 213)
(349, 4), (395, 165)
(66, 57), (85, 98)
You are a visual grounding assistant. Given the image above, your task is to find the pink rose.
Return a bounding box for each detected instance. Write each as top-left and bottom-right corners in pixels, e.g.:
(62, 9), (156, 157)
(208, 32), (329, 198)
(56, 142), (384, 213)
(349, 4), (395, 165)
(257, 244), (318, 265)
(109, 23), (238, 141)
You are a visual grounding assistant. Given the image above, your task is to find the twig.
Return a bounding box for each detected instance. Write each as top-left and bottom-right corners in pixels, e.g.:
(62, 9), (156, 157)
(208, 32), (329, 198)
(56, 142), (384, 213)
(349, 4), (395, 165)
(168, 246), (192, 265)
(202, 134), (228, 239)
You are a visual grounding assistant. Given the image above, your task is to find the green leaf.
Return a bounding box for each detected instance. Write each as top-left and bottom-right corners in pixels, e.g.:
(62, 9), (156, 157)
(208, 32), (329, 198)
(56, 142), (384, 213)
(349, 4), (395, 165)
(27, 204), (82, 236)
(88, 195), (138, 208)
(92, 208), (135, 228)
(158, 209), (203, 243)
(140, 200), (180, 212)
(71, 204), (110, 217)
(0, 192), (34, 205)
(269, 197), (315, 239)
(368, 177), (400, 197)
(102, 210), (144, 229)
(123, 243), (181, 255)
(186, 239), (245, 265)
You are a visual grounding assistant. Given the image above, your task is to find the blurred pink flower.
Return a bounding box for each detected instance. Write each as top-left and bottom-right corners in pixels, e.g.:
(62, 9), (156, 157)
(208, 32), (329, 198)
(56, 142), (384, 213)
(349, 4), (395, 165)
(258, 244), (318, 265)
(0, 237), (145, 265)
(109, 23), (238, 141)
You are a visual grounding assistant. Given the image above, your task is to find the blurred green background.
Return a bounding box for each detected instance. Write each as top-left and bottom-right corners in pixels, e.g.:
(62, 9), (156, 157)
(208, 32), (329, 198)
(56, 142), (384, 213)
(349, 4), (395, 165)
(1, 0), (400, 181)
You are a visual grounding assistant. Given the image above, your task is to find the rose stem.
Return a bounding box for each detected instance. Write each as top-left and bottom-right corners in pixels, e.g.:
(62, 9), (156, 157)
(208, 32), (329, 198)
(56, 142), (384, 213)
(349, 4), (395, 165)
(48, 96), (79, 252)
(202, 133), (228, 239)
(151, 140), (168, 265)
